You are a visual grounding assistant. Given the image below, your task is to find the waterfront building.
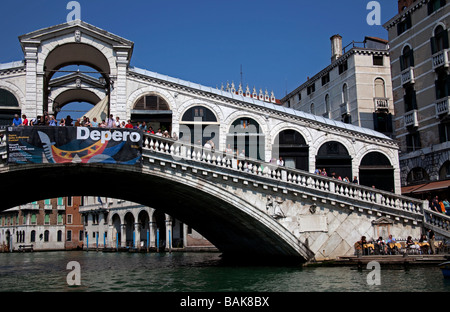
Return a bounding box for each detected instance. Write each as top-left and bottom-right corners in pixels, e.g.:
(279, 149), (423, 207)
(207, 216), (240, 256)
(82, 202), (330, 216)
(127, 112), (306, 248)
(0, 196), (214, 252)
(80, 197), (215, 251)
(0, 198), (66, 251)
(281, 35), (394, 139)
(383, 0), (450, 199)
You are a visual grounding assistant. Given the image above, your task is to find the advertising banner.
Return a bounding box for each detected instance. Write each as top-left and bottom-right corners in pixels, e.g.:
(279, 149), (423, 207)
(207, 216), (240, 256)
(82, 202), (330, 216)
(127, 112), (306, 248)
(7, 126), (142, 165)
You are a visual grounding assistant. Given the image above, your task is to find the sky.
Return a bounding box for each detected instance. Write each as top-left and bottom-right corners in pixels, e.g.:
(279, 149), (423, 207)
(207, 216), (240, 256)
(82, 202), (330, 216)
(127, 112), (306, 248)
(0, 0), (398, 106)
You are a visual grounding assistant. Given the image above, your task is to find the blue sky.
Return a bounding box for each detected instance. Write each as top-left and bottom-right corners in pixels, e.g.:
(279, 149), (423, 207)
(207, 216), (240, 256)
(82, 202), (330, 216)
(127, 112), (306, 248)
(0, 0), (398, 101)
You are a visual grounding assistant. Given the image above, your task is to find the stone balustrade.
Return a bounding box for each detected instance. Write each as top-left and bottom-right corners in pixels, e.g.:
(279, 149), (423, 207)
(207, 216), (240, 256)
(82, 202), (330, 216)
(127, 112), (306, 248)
(142, 133), (427, 222)
(423, 208), (450, 237)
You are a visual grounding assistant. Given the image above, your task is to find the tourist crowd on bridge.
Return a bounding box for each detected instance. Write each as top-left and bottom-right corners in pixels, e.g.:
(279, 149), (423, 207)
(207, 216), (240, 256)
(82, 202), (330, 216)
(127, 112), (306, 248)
(12, 113), (176, 139)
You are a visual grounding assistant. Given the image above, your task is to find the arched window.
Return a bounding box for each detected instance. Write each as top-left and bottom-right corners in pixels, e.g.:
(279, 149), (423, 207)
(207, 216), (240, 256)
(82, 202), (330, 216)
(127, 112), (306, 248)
(132, 93), (172, 133)
(400, 45), (414, 70)
(359, 152), (394, 192)
(431, 25), (449, 54)
(316, 141), (352, 179)
(374, 78), (386, 98)
(0, 89), (20, 126)
(407, 167), (429, 185)
(439, 161), (450, 180)
(180, 106), (219, 146)
(273, 130), (309, 170)
(227, 117), (265, 160)
(325, 94), (330, 116)
(44, 230), (50, 242)
(342, 84), (348, 104)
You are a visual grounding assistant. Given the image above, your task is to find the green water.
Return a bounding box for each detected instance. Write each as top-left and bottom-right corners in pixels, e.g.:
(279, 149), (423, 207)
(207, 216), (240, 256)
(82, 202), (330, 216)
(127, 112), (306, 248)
(0, 251), (448, 292)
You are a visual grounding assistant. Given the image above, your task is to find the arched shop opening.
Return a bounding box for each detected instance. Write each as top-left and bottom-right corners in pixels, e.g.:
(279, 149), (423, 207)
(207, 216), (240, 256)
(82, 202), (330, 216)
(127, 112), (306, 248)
(138, 210), (150, 248)
(131, 94), (172, 133)
(0, 89), (21, 126)
(227, 117), (265, 160)
(359, 152), (394, 192)
(111, 214), (121, 247)
(272, 129), (309, 171)
(179, 105), (219, 146)
(316, 141), (352, 178)
(124, 212), (135, 248)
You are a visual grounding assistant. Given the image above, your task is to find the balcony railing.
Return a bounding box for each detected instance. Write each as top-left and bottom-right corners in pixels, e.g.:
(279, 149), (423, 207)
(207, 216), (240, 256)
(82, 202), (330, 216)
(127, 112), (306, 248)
(374, 97), (389, 111)
(404, 110), (418, 127)
(436, 97), (450, 116)
(432, 49), (449, 70)
(401, 67), (415, 85)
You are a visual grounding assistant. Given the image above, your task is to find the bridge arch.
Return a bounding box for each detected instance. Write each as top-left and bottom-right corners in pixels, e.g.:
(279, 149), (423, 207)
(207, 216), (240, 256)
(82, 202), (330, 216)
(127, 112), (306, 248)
(0, 162), (311, 262)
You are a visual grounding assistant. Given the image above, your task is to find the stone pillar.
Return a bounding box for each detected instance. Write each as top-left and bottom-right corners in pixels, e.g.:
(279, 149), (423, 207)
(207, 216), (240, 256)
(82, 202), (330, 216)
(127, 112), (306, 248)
(165, 215), (173, 250)
(24, 44), (39, 118)
(149, 221), (157, 248)
(111, 49), (129, 120)
(134, 222), (140, 249)
(120, 224), (126, 247)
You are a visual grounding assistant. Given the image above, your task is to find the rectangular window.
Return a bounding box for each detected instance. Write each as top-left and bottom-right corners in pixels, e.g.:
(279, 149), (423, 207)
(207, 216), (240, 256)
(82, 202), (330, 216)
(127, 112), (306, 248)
(44, 214), (50, 225)
(307, 83), (315, 95)
(428, 0), (446, 14)
(79, 230), (84, 241)
(67, 214), (73, 224)
(397, 15), (412, 36)
(406, 132), (421, 152)
(404, 87), (417, 112)
(57, 197), (64, 206)
(338, 61), (348, 74)
(31, 214), (37, 225)
(67, 196), (72, 207)
(373, 55), (384, 66)
(439, 123), (450, 143)
(57, 214), (63, 225)
(321, 73), (330, 86)
(67, 230), (72, 242)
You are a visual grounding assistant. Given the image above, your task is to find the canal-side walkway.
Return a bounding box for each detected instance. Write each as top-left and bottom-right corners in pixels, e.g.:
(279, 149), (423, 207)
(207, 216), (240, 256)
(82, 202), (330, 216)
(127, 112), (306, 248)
(313, 254), (450, 267)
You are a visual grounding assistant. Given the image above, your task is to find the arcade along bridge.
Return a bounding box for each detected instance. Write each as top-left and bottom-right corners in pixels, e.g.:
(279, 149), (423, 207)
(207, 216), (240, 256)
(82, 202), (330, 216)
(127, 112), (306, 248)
(0, 128), (444, 263)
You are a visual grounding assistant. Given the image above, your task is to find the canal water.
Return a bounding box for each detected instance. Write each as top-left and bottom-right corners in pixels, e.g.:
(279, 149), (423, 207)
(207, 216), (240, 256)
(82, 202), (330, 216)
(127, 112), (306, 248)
(0, 251), (448, 293)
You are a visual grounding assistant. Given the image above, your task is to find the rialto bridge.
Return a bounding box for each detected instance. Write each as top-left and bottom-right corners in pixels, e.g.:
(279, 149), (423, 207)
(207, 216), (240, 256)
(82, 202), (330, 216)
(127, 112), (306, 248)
(0, 20), (441, 263)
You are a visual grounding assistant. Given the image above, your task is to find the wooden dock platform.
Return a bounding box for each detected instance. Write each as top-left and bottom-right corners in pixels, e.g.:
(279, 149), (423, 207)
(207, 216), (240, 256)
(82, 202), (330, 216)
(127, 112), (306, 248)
(327, 254), (450, 267)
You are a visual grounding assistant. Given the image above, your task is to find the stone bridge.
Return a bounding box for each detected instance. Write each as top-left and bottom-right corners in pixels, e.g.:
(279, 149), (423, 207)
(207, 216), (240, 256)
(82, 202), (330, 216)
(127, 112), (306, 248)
(0, 130), (438, 263)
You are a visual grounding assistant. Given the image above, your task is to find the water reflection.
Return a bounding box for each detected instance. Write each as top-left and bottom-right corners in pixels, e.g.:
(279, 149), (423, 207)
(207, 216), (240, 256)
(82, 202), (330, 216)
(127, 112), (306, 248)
(0, 251), (448, 292)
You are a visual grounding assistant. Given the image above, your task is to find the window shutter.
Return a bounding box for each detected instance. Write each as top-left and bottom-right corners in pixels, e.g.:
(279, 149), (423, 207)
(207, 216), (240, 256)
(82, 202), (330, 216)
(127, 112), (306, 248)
(399, 55), (405, 71)
(444, 29), (449, 49)
(431, 37), (438, 54)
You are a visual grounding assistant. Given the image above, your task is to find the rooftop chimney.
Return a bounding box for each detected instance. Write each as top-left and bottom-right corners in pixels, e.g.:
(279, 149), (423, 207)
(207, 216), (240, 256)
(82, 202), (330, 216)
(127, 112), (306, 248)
(330, 34), (342, 63)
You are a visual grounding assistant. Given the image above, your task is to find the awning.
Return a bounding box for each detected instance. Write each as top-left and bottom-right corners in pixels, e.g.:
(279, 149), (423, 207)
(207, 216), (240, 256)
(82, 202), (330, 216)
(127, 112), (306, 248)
(402, 180), (450, 194)
(84, 96), (108, 122)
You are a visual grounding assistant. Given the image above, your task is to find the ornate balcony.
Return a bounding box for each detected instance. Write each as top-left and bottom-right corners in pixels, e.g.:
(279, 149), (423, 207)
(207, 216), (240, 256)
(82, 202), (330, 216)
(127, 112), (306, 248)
(374, 97), (389, 111)
(432, 49), (449, 70)
(436, 96), (450, 116)
(401, 67), (415, 85)
(404, 110), (418, 128)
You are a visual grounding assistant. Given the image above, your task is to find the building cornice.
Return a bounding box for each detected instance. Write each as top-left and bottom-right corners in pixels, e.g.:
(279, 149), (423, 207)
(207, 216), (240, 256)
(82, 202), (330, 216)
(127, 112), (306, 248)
(383, 0), (428, 30)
